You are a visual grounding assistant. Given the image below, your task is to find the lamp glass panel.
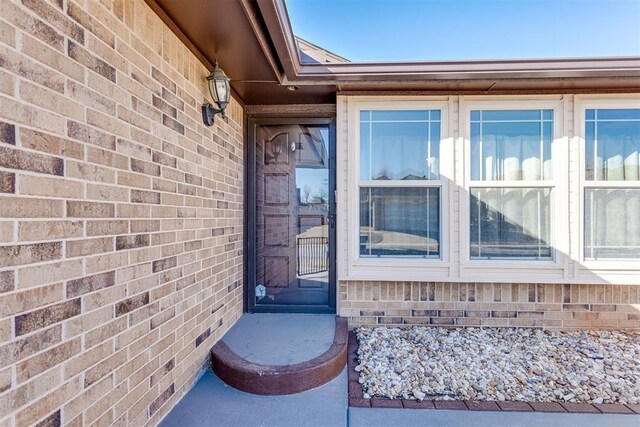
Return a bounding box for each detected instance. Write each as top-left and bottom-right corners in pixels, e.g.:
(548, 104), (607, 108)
(215, 80), (229, 103)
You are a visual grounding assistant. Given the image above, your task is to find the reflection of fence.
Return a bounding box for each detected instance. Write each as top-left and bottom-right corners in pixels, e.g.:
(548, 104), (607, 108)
(297, 237), (328, 276)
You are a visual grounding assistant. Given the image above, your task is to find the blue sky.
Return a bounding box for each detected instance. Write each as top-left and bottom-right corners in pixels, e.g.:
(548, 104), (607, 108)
(285, 0), (640, 62)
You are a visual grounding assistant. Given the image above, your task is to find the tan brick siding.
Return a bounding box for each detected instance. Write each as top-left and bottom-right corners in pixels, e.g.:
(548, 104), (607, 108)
(0, 0), (244, 425)
(340, 281), (640, 330)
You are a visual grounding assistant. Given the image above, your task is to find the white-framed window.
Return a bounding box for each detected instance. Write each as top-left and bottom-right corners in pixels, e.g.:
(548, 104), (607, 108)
(347, 99), (450, 272)
(462, 100), (565, 264)
(580, 100), (640, 261)
(359, 109), (442, 258)
(340, 95), (640, 284)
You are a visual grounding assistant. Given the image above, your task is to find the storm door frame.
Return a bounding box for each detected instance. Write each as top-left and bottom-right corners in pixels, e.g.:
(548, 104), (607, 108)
(246, 116), (337, 314)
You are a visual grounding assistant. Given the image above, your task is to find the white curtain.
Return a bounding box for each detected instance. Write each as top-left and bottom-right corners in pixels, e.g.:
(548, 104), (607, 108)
(472, 133), (550, 258)
(371, 134), (437, 180)
(587, 135), (640, 258)
(588, 189), (640, 258)
(589, 146), (640, 256)
(472, 188), (549, 258)
(480, 134), (548, 181)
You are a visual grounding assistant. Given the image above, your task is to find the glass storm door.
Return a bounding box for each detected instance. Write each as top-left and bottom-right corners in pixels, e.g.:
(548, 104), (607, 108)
(248, 119), (335, 312)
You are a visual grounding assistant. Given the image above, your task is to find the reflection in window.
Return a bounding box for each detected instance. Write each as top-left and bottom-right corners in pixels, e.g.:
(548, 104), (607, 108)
(584, 109), (640, 260)
(360, 110), (440, 180)
(468, 109), (555, 261)
(585, 189), (640, 259)
(470, 110), (553, 181)
(470, 188), (551, 259)
(358, 108), (443, 259)
(360, 187), (439, 257)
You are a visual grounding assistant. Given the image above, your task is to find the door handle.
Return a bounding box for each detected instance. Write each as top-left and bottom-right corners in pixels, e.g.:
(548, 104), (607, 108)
(328, 213), (335, 229)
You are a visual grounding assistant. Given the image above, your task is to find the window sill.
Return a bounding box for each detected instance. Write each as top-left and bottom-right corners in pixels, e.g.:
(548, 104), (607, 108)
(461, 259), (563, 269)
(353, 258), (449, 267)
(579, 260), (640, 270)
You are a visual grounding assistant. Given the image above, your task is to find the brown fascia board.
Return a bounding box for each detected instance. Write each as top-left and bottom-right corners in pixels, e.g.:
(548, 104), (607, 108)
(256, 0), (301, 78)
(295, 57), (640, 81)
(239, 0), (286, 84)
(259, 0), (640, 87)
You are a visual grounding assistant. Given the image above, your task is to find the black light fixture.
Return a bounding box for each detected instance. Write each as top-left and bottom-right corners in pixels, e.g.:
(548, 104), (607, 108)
(202, 59), (231, 126)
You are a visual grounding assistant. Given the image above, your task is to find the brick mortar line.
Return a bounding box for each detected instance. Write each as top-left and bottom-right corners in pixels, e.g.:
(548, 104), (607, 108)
(4, 87), (242, 160)
(0, 229), (242, 248)
(0, 0), (246, 424)
(1, 270), (238, 343)
(346, 332), (639, 414)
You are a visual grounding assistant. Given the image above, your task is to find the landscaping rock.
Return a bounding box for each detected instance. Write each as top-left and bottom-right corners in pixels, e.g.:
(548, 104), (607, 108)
(354, 327), (640, 404)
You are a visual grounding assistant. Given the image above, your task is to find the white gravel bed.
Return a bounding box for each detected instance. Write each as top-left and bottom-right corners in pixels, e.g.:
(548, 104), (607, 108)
(355, 326), (640, 404)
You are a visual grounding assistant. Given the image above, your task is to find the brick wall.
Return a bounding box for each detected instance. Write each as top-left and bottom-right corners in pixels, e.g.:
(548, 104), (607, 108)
(340, 281), (640, 330)
(0, 0), (244, 425)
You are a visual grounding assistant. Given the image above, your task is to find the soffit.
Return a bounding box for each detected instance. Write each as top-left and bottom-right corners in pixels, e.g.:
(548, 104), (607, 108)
(148, 0), (640, 106)
(147, 0), (337, 105)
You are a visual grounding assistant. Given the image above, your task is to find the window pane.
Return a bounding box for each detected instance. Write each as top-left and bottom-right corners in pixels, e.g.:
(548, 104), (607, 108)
(585, 121), (595, 180)
(360, 122), (370, 179)
(360, 110), (441, 180)
(470, 122), (480, 180)
(482, 110), (542, 121)
(371, 110), (429, 121)
(596, 109), (640, 120)
(470, 188), (551, 259)
(429, 121), (440, 179)
(360, 187), (440, 257)
(584, 189), (640, 259)
(369, 122), (428, 180)
(543, 121), (553, 179)
(585, 109), (640, 181)
(470, 110), (553, 181)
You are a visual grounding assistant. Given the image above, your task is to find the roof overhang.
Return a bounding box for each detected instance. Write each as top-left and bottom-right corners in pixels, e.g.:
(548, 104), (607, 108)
(147, 0), (640, 105)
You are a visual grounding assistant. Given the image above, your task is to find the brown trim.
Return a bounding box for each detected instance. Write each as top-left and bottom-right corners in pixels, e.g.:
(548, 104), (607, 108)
(146, 0), (640, 104)
(211, 317), (347, 395)
(258, 0), (640, 84)
(239, 0), (286, 84)
(256, 0), (300, 78)
(347, 332), (640, 414)
(337, 87), (640, 96)
(143, 0), (246, 107)
(245, 104), (336, 116)
(296, 57), (640, 80)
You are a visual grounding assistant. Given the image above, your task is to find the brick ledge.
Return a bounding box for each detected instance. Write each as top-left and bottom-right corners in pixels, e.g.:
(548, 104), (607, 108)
(211, 316), (347, 395)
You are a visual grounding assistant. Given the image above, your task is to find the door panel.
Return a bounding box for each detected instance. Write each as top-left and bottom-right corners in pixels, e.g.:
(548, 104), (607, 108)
(250, 120), (334, 311)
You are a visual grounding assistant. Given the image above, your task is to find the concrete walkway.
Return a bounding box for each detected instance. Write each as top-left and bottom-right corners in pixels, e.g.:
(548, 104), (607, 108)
(159, 314), (639, 426)
(348, 407), (639, 427)
(159, 369), (348, 427)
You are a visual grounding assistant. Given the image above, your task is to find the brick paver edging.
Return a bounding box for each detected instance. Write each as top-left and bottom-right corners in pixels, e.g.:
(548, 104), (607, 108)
(347, 332), (640, 414)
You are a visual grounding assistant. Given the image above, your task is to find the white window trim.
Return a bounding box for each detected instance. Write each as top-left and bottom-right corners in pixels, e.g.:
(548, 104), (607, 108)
(346, 98), (452, 280)
(575, 95), (640, 270)
(338, 94), (640, 285)
(459, 99), (568, 272)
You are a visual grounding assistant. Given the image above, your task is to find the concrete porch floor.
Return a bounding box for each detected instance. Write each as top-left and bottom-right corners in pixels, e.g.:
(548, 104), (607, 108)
(221, 313), (335, 365)
(160, 313), (348, 426)
(159, 314), (639, 426)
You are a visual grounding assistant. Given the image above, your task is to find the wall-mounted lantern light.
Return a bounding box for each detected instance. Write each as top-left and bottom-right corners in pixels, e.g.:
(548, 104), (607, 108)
(202, 60), (231, 126)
